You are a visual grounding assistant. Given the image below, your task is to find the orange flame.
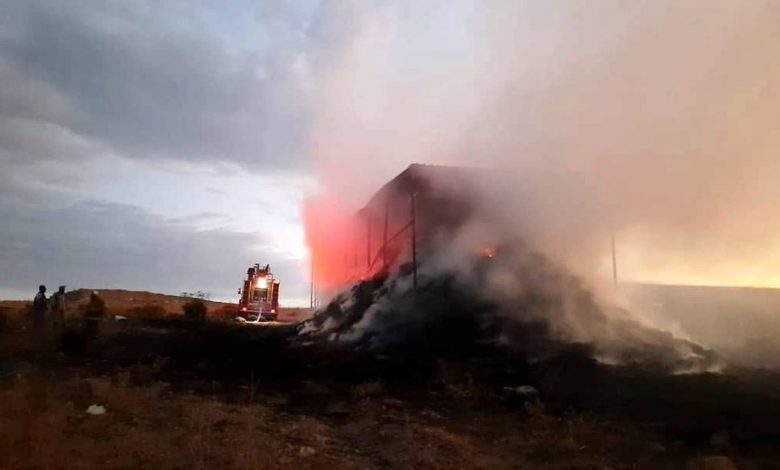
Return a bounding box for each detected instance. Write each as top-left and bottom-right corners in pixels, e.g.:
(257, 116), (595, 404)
(302, 196), (360, 291)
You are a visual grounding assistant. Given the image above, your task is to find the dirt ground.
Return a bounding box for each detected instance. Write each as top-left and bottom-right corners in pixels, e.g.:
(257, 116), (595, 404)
(0, 370), (670, 470)
(1, 296), (777, 469)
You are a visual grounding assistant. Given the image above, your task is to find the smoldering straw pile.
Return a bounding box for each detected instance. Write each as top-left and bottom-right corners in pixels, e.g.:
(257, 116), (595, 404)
(299, 209), (722, 375)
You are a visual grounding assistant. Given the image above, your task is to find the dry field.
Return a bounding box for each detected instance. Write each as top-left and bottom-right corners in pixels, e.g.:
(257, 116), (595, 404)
(0, 370), (675, 469)
(0, 289), (312, 323)
(1, 290), (776, 469)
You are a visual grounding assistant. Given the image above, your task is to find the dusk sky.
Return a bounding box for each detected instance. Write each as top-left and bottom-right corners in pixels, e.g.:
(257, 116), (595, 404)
(3, 0), (780, 304)
(0, 0), (330, 303)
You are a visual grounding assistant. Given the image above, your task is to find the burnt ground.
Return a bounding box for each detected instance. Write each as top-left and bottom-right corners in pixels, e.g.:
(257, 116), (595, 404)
(2, 306), (780, 468)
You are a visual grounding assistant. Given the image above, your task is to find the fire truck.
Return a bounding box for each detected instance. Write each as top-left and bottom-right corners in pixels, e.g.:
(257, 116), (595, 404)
(238, 263), (280, 321)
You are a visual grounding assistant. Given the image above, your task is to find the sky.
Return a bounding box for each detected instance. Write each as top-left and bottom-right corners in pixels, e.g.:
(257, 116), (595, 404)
(2, 0), (780, 304)
(0, 0), (328, 303)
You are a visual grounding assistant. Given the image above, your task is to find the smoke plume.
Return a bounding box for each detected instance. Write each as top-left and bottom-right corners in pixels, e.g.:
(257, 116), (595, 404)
(299, 175), (722, 373)
(301, 1), (780, 368)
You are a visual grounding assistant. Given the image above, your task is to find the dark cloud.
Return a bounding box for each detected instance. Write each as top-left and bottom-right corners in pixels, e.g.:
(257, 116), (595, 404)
(0, 194), (309, 302)
(0, 0), (312, 169)
(0, 1), (316, 300)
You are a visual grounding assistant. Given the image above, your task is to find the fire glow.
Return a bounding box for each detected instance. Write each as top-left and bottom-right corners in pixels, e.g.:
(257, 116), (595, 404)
(302, 196), (361, 292)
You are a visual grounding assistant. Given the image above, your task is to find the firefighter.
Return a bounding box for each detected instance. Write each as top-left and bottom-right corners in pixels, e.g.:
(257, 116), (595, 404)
(32, 285), (48, 335)
(50, 285), (67, 329)
(83, 291), (106, 338)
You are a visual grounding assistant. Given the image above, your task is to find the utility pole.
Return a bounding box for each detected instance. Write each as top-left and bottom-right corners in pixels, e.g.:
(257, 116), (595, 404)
(612, 234), (618, 285)
(383, 197), (390, 270)
(310, 256), (315, 308)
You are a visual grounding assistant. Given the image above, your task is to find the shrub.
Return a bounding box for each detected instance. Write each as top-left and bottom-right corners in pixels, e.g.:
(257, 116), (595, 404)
(81, 292), (107, 318)
(182, 299), (207, 321)
(216, 304), (239, 320)
(128, 304), (167, 320)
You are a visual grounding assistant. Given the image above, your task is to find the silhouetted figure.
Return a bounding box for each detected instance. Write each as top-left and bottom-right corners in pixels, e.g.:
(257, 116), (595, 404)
(51, 285), (67, 329)
(32, 285), (48, 334)
(83, 291), (106, 338)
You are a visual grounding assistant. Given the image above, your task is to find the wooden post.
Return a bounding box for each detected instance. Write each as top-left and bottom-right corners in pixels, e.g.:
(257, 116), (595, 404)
(411, 192), (417, 288)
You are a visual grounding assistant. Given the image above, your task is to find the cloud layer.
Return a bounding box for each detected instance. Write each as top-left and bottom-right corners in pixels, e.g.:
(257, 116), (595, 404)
(0, 0), (317, 301)
(4, 0), (780, 303)
(0, 0), (314, 169)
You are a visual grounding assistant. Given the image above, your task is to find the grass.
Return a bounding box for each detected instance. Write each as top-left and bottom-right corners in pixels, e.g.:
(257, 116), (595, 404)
(0, 292), (774, 468)
(0, 373), (355, 469)
(0, 359), (693, 469)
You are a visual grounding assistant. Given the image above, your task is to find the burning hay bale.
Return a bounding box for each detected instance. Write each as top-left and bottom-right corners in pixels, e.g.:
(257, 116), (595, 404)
(298, 242), (723, 375)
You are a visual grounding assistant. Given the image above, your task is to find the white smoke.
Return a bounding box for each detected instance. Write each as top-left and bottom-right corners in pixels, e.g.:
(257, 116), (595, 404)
(301, 0), (780, 369)
(299, 174), (724, 374)
(308, 0), (780, 287)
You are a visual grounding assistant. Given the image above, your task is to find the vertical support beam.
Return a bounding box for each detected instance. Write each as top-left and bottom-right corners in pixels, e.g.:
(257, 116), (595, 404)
(383, 197), (390, 269)
(353, 234), (358, 267)
(366, 215), (372, 270)
(410, 192), (417, 288)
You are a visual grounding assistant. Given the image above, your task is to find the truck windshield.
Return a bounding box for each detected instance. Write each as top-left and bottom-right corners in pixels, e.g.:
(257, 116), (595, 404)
(252, 288), (268, 301)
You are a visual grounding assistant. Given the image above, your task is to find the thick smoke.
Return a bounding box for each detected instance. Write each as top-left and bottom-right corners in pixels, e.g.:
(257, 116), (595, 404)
(301, 1), (780, 368)
(300, 174), (722, 373)
(307, 0), (780, 285)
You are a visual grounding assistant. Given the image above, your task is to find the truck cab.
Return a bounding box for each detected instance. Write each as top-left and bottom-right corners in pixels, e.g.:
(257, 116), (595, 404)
(238, 264), (280, 321)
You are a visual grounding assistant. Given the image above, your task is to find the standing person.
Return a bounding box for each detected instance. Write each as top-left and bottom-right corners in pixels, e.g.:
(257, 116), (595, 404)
(51, 285), (67, 329)
(83, 291), (106, 338)
(32, 285), (48, 335)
